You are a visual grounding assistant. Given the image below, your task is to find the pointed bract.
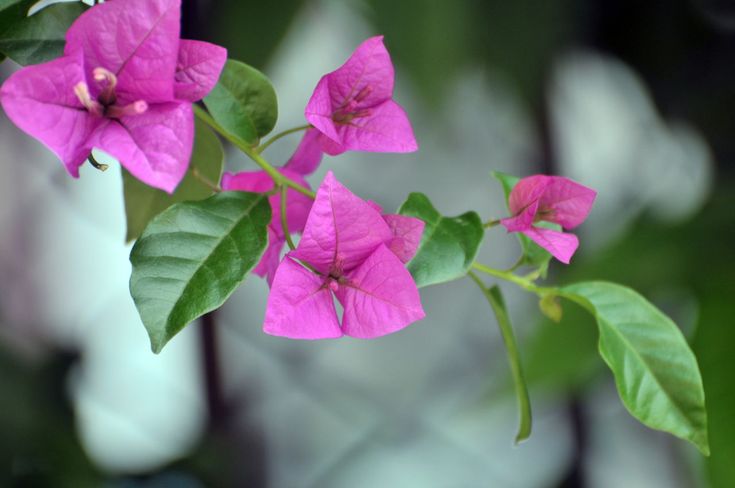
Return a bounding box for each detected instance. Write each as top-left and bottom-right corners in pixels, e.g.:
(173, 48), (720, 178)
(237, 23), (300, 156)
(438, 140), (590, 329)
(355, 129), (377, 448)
(290, 171), (392, 275)
(522, 227), (579, 264)
(0, 50), (100, 177)
(539, 176), (597, 229)
(65, 0), (181, 104)
(174, 39), (227, 102)
(304, 36), (417, 155)
(339, 244), (425, 338)
(93, 102), (194, 193)
(264, 257), (343, 339)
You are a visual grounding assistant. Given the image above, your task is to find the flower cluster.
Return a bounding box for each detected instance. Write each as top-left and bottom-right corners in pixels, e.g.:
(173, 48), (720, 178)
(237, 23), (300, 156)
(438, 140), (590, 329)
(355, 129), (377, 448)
(0, 0), (596, 341)
(0, 0), (226, 192)
(264, 171), (425, 339)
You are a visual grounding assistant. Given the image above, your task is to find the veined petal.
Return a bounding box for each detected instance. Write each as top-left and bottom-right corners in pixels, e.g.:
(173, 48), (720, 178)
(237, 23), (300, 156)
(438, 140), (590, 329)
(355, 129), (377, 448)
(65, 0), (181, 103)
(521, 227), (579, 264)
(92, 101), (194, 193)
(383, 214), (425, 263)
(305, 76), (340, 143)
(335, 100), (418, 153)
(507, 174), (550, 217)
(264, 257), (342, 339)
(290, 171), (392, 275)
(174, 39), (227, 102)
(500, 198), (539, 232)
(339, 244), (425, 338)
(326, 36), (394, 109)
(0, 52), (99, 176)
(283, 128), (323, 176)
(539, 176), (597, 229)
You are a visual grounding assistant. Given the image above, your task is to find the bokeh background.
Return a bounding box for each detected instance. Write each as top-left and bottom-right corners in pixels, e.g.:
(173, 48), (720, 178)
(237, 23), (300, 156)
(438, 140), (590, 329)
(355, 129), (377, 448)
(1, 0), (734, 486)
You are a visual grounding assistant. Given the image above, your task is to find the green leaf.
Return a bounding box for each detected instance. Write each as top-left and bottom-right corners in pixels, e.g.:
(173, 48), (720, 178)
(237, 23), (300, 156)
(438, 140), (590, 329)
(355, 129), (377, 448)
(0, 2), (87, 65)
(203, 59), (278, 145)
(129, 192), (271, 353)
(470, 274), (532, 444)
(398, 192), (483, 287)
(491, 171), (554, 276)
(0, 0), (34, 36)
(123, 118), (225, 242)
(562, 281), (709, 455)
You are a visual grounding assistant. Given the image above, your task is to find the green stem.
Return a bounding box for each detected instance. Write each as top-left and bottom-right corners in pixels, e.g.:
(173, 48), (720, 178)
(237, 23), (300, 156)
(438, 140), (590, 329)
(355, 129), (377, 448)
(257, 124), (312, 154)
(484, 219), (501, 229)
(280, 185), (296, 251)
(471, 262), (548, 294)
(193, 105), (316, 199)
(468, 271), (532, 444)
(471, 262), (589, 310)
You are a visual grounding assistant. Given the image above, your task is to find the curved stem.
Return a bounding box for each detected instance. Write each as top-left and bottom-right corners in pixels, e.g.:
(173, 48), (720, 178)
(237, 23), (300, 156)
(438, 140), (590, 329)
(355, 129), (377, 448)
(280, 185), (296, 251)
(193, 105), (316, 199)
(257, 124), (312, 154)
(88, 153), (109, 172)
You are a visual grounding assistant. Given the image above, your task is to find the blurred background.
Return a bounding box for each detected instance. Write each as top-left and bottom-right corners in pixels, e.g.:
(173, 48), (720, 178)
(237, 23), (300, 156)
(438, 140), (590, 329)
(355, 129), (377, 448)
(1, 0), (733, 486)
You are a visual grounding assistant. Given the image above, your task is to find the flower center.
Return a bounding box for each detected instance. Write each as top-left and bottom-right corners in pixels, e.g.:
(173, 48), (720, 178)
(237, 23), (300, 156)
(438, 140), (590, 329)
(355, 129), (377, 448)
(332, 85), (373, 125)
(73, 67), (148, 119)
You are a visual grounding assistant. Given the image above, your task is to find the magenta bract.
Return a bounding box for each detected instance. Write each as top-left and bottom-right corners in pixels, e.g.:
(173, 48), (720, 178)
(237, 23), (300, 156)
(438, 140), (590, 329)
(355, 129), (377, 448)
(264, 171), (425, 339)
(0, 0), (227, 193)
(304, 36), (418, 156)
(501, 175), (596, 264)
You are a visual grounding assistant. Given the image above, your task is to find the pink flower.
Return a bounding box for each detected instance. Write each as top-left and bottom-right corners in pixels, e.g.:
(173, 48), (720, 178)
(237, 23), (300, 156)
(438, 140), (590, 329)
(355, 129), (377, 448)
(0, 0), (226, 193)
(264, 171), (425, 339)
(304, 36), (418, 156)
(501, 175), (596, 264)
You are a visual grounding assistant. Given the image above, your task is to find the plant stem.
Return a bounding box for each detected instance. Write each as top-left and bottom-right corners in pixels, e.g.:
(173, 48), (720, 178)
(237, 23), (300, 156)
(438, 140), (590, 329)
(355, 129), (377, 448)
(191, 167), (221, 192)
(280, 185), (296, 251)
(257, 124), (312, 154)
(193, 105), (316, 199)
(471, 262), (548, 294)
(468, 271), (532, 444)
(484, 219), (501, 229)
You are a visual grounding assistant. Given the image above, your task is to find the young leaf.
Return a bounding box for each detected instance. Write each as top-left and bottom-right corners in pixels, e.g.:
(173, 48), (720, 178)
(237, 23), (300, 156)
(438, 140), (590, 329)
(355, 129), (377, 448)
(491, 171), (554, 275)
(562, 281), (709, 455)
(470, 274), (532, 444)
(398, 192), (483, 287)
(123, 118), (224, 242)
(203, 59), (278, 145)
(130, 192), (271, 353)
(0, 2), (87, 65)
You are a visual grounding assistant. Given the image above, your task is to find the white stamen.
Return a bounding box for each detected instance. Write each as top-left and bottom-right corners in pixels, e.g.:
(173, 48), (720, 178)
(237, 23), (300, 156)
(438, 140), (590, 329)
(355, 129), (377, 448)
(73, 82), (102, 116)
(92, 67), (118, 89)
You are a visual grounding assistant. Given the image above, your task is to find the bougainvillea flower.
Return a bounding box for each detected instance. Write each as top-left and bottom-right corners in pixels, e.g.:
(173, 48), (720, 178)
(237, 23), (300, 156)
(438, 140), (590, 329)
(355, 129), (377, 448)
(221, 168), (312, 284)
(501, 175), (596, 264)
(0, 0), (226, 193)
(304, 36), (418, 156)
(264, 171), (425, 339)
